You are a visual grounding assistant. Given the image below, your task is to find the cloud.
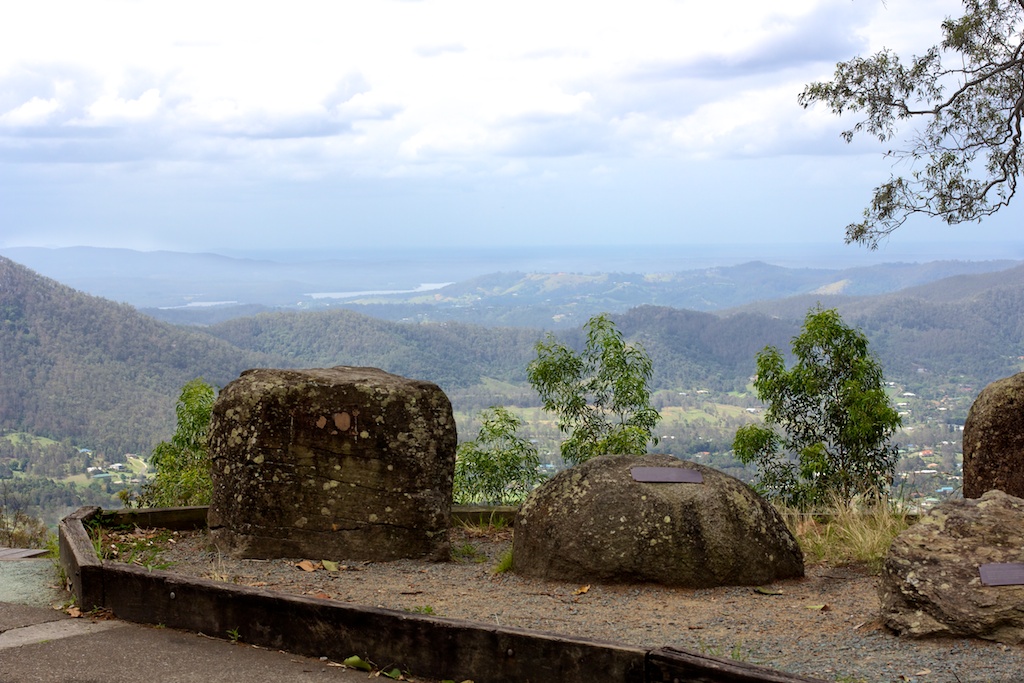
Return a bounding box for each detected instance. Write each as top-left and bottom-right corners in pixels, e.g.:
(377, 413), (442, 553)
(495, 111), (610, 158)
(0, 96), (61, 126)
(86, 88), (162, 123)
(415, 43), (466, 58)
(630, 2), (873, 82)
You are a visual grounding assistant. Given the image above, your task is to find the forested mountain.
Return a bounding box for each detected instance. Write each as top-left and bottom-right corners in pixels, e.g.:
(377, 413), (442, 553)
(3, 253), (1023, 465)
(727, 263), (1024, 389)
(203, 310), (543, 390)
(0, 257), (281, 455)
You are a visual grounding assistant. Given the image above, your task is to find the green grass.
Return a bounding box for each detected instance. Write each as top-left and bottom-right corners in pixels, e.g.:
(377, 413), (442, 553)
(697, 639), (748, 662)
(407, 605), (436, 615)
(125, 455), (149, 475)
(1, 432), (59, 447)
(492, 548), (514, 574)
(451, 541), (487, 564)
(61, 473), (92, 486)
(777, 497), (912, 573)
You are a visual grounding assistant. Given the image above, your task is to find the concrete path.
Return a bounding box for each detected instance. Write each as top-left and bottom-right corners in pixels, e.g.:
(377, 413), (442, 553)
(0, 558), (399, 683)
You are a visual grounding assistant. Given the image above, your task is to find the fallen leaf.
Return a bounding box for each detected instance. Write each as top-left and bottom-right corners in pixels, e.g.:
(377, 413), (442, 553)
(312, 592), (331, 600)
(805, 604), (830, 611)
(322, 560), (340, 572)
(573, 585), (591, 596)
(754, 587), (784, 595)
(295, 560), (318, 572)
(381, 667), (402, 679)
(343, 655), (373, 671)
(66, 606), (82, 618)
(915, 670), (932, 676)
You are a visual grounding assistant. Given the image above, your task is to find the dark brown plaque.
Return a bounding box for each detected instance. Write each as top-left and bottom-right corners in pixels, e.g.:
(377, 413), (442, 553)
(630, 467), (704, 484)
(980, 563), (1024, 586)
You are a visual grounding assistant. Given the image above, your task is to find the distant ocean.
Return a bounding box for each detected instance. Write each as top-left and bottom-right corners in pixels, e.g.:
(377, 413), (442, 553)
(219, 242), (1024, 290)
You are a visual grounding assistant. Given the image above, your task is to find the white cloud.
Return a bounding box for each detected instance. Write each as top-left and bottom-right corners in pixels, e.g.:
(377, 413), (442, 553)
(1, 0), (1002, 251)
(0, 0), (956, 173)
(86, 88), (162, 124)
(0, 96), (61, 126)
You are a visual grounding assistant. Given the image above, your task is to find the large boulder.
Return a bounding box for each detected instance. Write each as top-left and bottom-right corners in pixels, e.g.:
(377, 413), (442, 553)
(512, 454), (804, 587)
(963, 372), (1024, 498)
(880, 489), (1024, 643)
(207, 367), (456, 562)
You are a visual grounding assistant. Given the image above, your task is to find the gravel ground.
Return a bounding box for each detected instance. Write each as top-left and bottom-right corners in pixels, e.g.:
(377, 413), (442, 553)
(147, 526), (1024, 683)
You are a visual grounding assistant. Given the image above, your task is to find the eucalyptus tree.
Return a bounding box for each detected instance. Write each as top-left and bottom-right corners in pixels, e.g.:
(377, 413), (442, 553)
(527, 313), (660, 466)
(135, 378), (216, 507)
(733, 307), (901, 509)
(452, 406), (544, 505)
(800, 0), (1024, 247)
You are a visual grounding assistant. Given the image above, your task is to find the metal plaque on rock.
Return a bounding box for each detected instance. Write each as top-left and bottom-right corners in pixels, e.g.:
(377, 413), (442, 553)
(630, 467), (704, 484)
(980, 562), (1024, 586)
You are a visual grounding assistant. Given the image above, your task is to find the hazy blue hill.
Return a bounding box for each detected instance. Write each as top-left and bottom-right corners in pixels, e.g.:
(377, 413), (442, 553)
(3, 246), (1017, 327)
(877, 262), (1024, 303)
(339, 259), (1023, 328)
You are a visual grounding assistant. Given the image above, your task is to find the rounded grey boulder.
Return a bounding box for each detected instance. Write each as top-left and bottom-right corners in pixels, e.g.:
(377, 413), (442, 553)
(963, 371), (1024, 498)
(512, 454), (804, 587)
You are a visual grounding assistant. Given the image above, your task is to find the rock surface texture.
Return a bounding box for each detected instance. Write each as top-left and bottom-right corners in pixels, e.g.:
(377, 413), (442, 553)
(207, 366), (456, 561)
(963, 371), (1024, 498)
(512, 454), (804, 587)
(880, 489), (1024, 643)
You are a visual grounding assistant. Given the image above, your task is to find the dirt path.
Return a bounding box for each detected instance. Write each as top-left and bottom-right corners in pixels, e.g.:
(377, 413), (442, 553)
(150, 526), (1024, 683)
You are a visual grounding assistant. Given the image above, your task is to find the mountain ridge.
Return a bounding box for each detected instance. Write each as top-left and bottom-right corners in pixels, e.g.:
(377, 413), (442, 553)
(2, 253), (1023, 461)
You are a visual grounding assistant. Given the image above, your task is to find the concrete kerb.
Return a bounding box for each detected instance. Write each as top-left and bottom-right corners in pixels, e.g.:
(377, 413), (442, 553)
(60, 506), (826, 683)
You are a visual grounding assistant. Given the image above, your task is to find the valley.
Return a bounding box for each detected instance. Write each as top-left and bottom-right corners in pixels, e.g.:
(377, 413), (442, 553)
(1, 248), (1019, 526)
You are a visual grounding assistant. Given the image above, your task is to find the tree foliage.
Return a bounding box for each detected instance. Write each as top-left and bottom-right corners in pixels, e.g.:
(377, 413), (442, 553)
(0, 481), (50, 548)
(733, 307), (901, 509)
(452, 406), (544, 505)
(527, 314), (660, 466)
(135, 379), (216, 508)
(800, 0), (1024, 247)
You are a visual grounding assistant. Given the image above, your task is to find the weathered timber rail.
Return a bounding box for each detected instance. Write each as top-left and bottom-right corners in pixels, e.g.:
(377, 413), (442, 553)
(60, 506), (825, 683)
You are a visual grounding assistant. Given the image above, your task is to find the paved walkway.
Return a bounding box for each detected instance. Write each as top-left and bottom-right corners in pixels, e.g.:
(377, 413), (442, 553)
(0, 557), (388, 683)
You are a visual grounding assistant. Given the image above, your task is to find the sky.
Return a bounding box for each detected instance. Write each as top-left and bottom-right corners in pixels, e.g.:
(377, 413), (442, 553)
(1, 0), (1020, 260)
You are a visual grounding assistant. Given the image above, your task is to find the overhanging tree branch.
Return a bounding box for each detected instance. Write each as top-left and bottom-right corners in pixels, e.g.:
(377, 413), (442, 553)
(800, 0), (1024, 247)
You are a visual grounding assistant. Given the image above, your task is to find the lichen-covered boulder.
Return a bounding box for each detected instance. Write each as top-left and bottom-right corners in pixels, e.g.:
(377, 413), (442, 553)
(512, 454), (804, 587)
(963, 372), (1024, 498)
(207, 366), (456, 562)
(880, 490), (1024, 643)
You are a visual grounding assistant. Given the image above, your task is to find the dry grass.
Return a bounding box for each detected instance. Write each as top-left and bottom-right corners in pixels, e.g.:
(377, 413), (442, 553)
(776, 497), (913, 573)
